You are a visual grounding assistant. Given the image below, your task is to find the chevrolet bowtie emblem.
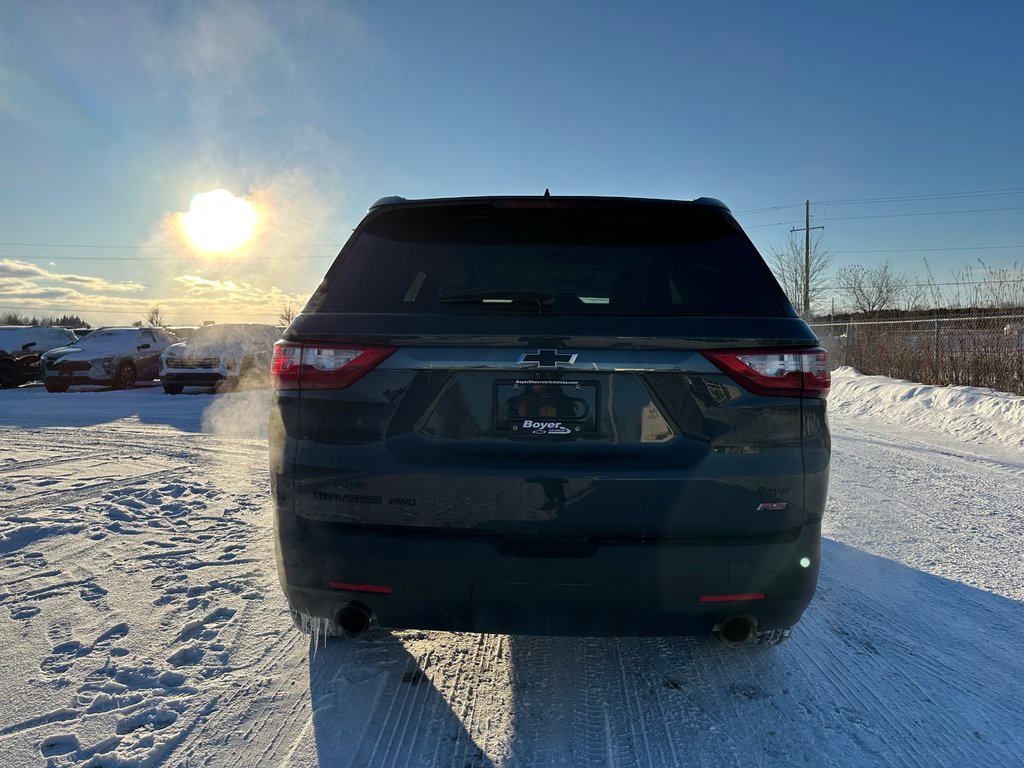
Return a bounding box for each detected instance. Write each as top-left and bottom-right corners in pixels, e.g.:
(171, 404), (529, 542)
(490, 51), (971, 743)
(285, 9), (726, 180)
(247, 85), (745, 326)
(517, 349), (578, 369)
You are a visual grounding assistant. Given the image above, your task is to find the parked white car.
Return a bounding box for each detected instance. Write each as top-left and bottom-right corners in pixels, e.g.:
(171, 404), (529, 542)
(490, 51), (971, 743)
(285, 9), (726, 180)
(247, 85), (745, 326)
(159, 323), (281, 394)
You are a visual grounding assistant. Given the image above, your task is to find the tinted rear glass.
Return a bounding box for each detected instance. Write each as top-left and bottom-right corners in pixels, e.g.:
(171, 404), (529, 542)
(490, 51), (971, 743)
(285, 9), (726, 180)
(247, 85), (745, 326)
(315, 204), (789, 317)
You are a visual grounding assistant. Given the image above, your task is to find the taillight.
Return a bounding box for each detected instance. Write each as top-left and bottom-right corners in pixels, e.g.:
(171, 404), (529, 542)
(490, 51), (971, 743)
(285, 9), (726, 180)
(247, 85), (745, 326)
(271, 341), (396, 390)
(703, 347), (830, 398)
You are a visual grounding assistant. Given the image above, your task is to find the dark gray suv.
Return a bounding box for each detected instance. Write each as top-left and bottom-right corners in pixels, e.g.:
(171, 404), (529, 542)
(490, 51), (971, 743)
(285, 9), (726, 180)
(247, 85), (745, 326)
(269, 195), (830, 645)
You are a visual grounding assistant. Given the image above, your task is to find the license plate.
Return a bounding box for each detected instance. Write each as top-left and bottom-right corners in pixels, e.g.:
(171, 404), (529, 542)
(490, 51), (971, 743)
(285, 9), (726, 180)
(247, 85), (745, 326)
(494, 379), (598, 435)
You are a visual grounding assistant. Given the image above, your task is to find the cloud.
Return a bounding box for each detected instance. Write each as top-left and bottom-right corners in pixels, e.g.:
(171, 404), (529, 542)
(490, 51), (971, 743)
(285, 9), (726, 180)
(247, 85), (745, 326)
(0, 260), (47, 278)
(0, 259), (145, 293)
(176, 274), (241, 294)
(0, 277), (42, 294)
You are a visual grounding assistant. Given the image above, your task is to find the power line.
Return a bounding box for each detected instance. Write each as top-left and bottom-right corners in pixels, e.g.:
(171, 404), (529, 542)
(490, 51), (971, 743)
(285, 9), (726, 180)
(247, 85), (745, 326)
(0, 241), (344, 250)
(820, 205), (1024, 222)
(740, 205), (1024, 227)
(904, 278), (1024, 287)
(1, 253), (337, 262)
(733, 203), (805, 215)
(737, 187), (1024, 216)
(833, 244), (1024, 254)
(743, 220), (804, 229)
(816, 187), (1024, 205)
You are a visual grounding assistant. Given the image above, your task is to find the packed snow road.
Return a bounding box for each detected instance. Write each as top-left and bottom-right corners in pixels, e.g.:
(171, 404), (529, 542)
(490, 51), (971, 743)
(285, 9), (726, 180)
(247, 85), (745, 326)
(1, 371), (1022, 767)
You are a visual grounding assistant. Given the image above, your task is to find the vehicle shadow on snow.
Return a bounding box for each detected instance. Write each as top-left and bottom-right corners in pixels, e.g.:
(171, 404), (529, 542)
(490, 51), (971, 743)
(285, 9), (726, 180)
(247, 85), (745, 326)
(307, 631), (497, 768)
(498, 539), (1024, 766)
(306, 540), (1024, 767)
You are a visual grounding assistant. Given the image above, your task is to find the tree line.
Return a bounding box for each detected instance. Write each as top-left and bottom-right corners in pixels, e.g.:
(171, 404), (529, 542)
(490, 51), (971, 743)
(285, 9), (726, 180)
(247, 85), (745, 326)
(1, 312), (90, 328)
(767, 233), (1024, 318)
(2, 303), (298, 330)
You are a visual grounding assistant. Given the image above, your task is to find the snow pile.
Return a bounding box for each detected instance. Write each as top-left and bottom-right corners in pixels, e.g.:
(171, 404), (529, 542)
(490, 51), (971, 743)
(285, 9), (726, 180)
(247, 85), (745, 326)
(830, 366), (1024, 449)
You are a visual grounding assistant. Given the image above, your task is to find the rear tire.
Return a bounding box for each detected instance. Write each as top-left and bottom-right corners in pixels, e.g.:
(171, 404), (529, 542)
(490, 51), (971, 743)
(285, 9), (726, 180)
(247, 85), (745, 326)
(44, 380), (69, 393)
(163, 383), (184, 395)
(114, 362), (137, 390)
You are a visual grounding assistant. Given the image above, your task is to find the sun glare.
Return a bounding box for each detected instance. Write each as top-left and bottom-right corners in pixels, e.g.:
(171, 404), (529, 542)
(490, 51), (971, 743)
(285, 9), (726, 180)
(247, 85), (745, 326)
(181, 189), (260, 252)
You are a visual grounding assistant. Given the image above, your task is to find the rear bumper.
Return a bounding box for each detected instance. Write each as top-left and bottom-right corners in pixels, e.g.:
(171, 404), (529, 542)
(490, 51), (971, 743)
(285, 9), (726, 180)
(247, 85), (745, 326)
(274, 516), (821, 636)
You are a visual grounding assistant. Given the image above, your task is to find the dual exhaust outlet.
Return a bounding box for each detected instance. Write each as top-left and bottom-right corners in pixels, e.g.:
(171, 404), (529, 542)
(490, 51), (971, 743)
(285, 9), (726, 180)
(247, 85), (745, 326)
(334, 602), (759, 645)
(715, 615), (758, 646)
(336, 601), (374, 636)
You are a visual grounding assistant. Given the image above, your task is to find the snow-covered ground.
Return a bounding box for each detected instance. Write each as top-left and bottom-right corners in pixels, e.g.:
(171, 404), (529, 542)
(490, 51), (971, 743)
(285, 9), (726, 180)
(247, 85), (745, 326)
(1, 371), (1022, 767)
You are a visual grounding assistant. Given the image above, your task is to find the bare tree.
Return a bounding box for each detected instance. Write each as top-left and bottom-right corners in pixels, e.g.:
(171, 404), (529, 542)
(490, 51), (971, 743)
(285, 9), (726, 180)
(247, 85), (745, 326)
(278, 304), (297, 325)
(143, 305), (166, 327)
(836, 261), (910, 314)
(766, 233), (832, 316)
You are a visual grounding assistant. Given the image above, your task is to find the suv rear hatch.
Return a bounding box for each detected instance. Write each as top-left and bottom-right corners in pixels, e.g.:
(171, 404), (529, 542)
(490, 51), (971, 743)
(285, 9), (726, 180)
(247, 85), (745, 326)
(273, 197), (827, 544)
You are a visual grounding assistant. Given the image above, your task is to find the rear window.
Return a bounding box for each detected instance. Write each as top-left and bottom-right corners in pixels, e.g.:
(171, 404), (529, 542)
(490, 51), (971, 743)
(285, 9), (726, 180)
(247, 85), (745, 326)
(314, 204), (789, 317)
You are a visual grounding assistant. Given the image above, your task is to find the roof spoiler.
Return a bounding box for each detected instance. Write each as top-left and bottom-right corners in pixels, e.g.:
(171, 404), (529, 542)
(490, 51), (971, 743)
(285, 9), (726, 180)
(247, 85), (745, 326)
(369, 195), (731, 211)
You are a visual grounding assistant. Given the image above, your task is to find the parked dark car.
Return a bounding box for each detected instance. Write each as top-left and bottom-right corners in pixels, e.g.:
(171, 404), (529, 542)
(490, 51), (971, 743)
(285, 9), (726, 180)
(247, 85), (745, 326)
(160, 322), (281, 394)
(0, 326), (79, 388)
(269, 195), (831, 646)
(40, 327), (180, 391)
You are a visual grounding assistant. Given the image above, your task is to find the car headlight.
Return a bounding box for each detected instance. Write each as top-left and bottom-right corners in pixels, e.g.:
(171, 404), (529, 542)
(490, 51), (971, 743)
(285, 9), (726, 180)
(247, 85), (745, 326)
(225, 358), (239, 372)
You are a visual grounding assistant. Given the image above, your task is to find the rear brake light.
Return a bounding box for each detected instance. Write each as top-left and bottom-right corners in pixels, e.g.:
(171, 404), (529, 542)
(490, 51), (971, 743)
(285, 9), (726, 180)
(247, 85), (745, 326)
(699, 592), (765, 603)
(271, 342), (396, 390)
(327, 581), (394, 594)
(703, 347), (830, 398)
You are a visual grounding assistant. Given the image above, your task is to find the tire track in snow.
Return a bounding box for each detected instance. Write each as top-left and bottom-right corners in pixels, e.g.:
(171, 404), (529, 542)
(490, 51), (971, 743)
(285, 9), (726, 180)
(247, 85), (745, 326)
(828, 420), (1024, 601)
(455, 633), (505, 767)
(10, 466), (192, 513)
(806, 557), (1024, 766)
(322, 630), (507, 768)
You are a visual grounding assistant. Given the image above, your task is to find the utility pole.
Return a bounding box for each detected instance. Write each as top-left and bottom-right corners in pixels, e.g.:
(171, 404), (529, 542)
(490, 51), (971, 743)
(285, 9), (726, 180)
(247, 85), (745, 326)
(791, 200), (824, 317)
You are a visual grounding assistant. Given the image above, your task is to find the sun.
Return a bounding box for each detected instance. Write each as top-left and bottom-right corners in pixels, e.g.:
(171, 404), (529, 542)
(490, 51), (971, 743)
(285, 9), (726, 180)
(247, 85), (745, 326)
(181, 189), (260, 252)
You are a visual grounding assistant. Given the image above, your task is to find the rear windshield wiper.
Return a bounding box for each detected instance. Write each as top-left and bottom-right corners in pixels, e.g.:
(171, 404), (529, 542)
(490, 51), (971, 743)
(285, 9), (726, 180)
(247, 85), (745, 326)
(438, 289), (555, 308)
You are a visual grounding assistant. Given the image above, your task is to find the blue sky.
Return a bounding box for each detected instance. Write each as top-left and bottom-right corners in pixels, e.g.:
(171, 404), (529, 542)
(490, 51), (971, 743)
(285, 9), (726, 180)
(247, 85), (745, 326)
(1, 1), (1022, 325)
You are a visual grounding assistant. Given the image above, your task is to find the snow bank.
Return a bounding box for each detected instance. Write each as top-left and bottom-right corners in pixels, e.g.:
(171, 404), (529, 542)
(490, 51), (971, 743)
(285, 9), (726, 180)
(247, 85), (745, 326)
(830, 367), (1024, 449)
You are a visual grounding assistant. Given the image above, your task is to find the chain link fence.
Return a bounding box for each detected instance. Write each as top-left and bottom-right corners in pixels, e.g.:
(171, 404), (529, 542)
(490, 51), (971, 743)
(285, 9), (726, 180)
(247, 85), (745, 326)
(810, 313), (1024, 395)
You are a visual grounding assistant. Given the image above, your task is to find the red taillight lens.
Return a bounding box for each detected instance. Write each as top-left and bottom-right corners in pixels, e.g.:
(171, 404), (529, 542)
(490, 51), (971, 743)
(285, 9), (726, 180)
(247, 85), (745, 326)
(271, 341), (396, 390)
(699, 592), (766, 603)
(327, 581), (394, 594)
(703, 347), (830, 398)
